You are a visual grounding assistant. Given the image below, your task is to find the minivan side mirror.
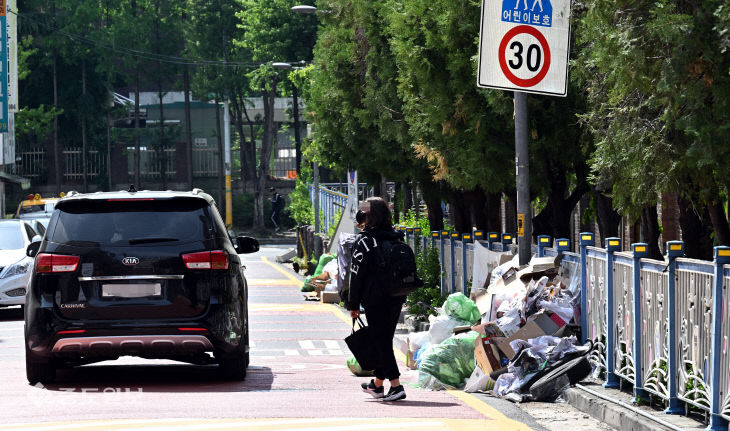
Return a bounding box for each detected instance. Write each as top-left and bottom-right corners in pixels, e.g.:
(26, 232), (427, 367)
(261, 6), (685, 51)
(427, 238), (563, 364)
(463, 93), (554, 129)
(236, 236), (260, 254)
(27, 242), (41, 258)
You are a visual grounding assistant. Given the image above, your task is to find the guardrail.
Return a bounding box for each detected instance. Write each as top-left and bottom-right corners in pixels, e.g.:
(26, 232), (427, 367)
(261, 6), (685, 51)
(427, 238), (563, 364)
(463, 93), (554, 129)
(399, 227), (730, 428)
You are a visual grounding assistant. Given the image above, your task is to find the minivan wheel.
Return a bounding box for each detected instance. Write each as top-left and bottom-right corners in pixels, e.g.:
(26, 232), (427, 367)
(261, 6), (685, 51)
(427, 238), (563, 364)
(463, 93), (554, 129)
(25, 345), (56, 385)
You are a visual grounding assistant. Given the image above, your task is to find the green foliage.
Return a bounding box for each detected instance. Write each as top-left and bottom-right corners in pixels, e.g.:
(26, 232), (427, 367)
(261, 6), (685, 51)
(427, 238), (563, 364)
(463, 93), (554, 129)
(289, 164), (314, 225)
(406, 245), (446, 320)
(400, 209), (431, 233)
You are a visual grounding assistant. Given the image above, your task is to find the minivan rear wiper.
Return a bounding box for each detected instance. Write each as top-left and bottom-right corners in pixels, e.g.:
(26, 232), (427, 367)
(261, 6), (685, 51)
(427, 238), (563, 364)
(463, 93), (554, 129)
(128, 237), (179, 245)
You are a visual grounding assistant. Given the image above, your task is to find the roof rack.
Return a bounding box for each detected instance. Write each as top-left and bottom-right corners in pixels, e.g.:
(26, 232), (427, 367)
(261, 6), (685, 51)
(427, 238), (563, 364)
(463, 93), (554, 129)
(192, 188), (205, 195)
(66, 191), (79, 197)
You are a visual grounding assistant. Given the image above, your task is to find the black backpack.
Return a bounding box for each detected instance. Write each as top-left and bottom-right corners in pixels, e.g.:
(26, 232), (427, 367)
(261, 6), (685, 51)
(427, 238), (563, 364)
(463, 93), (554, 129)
(375, 238), (424, 297)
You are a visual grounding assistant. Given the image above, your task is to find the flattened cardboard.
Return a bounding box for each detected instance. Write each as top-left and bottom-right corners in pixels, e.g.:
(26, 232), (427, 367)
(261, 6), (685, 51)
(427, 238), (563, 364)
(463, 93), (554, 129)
(496, 312), (565, 359)
(475, 336), (503, 375)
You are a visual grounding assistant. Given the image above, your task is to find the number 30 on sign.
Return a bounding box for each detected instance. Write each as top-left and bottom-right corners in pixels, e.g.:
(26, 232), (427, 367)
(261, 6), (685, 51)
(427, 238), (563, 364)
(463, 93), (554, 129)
(477, 0), (572, 97)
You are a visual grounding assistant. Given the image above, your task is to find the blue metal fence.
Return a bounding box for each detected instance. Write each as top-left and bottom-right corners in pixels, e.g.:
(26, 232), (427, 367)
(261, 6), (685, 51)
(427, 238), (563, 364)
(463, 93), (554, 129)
(400, 227), (730, 428)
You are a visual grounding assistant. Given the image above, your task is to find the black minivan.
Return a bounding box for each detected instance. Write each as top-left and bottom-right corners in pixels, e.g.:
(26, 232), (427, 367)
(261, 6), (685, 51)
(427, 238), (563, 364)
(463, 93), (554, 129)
(24, 189), (258, 384)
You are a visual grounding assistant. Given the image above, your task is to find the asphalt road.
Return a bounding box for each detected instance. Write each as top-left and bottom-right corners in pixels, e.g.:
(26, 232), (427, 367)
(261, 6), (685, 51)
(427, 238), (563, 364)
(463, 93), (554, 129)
(0, 245), (544, 431)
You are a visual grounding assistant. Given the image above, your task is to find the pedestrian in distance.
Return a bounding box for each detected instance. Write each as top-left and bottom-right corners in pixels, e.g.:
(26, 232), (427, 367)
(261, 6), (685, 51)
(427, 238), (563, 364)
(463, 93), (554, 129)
(269, 187), (283, 232)
(348, 196), (408, 402)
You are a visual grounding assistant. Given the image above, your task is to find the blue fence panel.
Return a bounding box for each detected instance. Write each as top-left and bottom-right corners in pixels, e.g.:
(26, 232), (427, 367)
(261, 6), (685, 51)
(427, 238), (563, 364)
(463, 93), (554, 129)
(675, 258), (715, 412)
(612, 253), (635, 384)
(639, 258), (671, 401)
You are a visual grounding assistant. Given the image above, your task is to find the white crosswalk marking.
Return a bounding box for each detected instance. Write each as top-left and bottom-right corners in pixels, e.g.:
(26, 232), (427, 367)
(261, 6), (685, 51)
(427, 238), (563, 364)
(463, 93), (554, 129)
(298, 340), (344, 356)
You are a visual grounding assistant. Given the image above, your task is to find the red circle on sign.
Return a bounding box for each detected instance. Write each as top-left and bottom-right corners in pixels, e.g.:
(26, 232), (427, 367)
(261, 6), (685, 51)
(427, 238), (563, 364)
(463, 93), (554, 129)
(498, 25), (551, 88)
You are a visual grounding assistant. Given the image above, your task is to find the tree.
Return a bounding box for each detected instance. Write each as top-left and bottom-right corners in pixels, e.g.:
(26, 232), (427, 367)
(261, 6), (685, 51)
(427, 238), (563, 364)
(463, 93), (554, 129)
(578, 0), (730, 257)
(235, 0), (317, 230)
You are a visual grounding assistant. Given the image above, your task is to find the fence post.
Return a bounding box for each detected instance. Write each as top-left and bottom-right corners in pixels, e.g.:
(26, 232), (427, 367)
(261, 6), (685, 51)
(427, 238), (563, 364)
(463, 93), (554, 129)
(414, 228), (422, 254)
(450, 232), (459, 294)
(579, 232), (595, 344)
(487, 232), (499, 251)
(462, 233), (473, 295)
(439, 230), (448, 295)
(604, 237), (621, 389)
(474, 230), (484, 243)
(631, 243), (649, 402)
(556, 238), (570, 254)
(708, 246), (730, 430)
(405, 227), (413, 251)
(665, 241), (684, 414)
(501, 233), (513, 253)
(430, 231), (439, 250)
(537, 235), (551, 257)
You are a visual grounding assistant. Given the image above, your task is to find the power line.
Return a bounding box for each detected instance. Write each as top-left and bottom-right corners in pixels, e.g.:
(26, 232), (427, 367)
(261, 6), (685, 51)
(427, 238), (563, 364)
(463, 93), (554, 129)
(9, 7), (266, 68)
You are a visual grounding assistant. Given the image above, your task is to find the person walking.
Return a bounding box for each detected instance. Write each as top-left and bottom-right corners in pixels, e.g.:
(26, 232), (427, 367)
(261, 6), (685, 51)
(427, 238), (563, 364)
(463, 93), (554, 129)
(348, 196), (407, 401)
(269, 188), (283, 232)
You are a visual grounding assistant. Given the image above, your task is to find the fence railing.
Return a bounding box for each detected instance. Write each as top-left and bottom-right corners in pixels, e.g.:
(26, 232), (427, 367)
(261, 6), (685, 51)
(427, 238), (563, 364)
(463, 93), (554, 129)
(400, 227), (730, 428)
(308, 184), (348, 234)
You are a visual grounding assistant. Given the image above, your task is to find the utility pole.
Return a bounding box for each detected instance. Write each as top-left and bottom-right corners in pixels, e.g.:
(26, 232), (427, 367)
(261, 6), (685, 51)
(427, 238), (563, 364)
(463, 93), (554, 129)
(515, 92), (531, 264)
(224, 101), (232, 228)
(313, 161), (321, 258)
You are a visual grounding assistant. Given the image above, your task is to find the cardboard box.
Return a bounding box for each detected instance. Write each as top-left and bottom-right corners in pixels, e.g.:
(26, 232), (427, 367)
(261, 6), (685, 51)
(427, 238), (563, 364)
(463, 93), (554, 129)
(496, 311), (565, 359)
(320, 291), (341, 304)
(475, 336), (503, 375)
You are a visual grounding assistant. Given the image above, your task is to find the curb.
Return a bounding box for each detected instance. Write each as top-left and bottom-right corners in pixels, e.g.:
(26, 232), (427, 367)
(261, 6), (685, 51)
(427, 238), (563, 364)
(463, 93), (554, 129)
(564, 384), (705, 431)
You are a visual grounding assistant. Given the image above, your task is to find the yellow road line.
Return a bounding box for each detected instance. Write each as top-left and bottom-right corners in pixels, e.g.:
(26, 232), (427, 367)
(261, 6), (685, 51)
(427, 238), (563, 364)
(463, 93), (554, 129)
(247, 279), (298, 286)
(260, 256), (302, 285)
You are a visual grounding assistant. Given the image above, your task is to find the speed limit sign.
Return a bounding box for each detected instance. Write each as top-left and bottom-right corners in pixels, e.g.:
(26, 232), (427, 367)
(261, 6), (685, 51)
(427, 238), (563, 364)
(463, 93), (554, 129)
(477, 0), (572, 96)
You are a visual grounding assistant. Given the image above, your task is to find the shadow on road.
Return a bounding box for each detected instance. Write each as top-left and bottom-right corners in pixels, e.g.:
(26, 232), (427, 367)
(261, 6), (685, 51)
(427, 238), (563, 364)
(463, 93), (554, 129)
(43, 364), (274, 393)
(373, 400), (465, 408)
(0, 306), (23, 322)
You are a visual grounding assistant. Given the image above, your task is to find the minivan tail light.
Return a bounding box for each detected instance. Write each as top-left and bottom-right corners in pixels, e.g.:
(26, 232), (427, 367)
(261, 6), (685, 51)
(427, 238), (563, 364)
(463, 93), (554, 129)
(182, 251), (229, 270)
(36, 253), (80, 273)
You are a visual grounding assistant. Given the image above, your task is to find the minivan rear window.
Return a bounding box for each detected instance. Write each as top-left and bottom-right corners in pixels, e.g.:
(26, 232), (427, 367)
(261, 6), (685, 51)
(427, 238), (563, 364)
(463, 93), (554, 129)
(51, 199), (213, 246)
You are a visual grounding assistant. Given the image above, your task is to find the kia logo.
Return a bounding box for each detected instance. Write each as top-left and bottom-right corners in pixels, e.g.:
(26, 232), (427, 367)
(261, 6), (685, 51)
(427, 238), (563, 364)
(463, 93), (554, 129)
(122, 257), (140, 266)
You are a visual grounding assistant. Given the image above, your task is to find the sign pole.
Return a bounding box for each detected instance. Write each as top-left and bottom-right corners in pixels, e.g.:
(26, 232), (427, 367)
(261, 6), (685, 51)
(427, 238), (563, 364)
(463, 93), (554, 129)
(515, 91), (531, 264)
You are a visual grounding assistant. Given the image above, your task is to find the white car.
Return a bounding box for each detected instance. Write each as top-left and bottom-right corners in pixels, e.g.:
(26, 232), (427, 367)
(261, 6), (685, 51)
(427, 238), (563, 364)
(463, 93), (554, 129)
(0, 220), (41, 306)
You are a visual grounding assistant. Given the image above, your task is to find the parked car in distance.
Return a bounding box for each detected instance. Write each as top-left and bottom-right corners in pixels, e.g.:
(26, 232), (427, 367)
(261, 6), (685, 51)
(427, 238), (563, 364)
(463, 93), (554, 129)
(24, 189), (259, 384)
(15, 194), (63, 220)
(0, 220), (41, 307)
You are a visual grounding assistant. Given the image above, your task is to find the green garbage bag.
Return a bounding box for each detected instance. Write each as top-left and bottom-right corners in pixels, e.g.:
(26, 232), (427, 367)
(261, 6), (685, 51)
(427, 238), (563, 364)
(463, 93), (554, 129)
(314, 253), (336, 277)
(347, 356), (374, 376)
(418, 331), (479, 389)
(300, 254), (337, 291)
(443, 293), (481, 324)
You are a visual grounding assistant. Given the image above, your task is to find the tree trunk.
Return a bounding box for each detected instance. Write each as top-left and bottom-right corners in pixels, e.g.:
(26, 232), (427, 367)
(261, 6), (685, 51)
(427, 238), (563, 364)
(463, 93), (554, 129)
(53, 49), (60, 194)
(134, 62), (141, 189)
(106, 109), (111, 191)
(254, 79), (278, 229)
(640, 205), (663, 259)
(215, 100), (224, 209)
(393, 181), (402, 224)
(81, 57), (88, 193)
(448, 190), (471, 233)
(421, 179), (444, 231)
(158, 81), (166, 190)
(485, 192), (502, 232)
(707, 201), (730, 246)
(595, 189), (621, 240)
(677, 196), (713, 260)
(183, 65), (193, 190)
(403, 181), (413, 214)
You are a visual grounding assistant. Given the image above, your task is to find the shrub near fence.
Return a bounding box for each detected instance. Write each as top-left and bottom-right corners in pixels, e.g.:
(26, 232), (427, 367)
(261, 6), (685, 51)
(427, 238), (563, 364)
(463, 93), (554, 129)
(401, 227), (730, 428)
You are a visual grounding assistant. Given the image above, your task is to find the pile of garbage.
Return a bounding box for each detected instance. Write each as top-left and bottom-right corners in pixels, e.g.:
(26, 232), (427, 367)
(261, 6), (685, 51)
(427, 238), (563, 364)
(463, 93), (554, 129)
(397, 250), (591, 402)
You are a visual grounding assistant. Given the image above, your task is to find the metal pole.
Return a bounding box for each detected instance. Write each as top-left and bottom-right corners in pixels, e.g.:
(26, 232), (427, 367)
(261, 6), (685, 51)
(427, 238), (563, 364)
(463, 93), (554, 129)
(313, 161), (321, 258)
(514, 91), (531, 265)
(224, 101), (232, 228)
(292, 84), (301, 177)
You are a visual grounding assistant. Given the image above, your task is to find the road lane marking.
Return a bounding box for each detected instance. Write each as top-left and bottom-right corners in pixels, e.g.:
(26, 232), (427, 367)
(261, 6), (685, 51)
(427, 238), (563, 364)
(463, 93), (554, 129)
(260, 256), (303, 285)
